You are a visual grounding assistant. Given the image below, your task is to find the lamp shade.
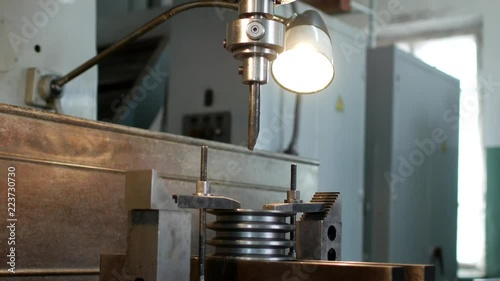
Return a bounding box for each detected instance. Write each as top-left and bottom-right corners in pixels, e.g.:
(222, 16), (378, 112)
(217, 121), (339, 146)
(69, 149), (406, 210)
(272, 10), (335, 94)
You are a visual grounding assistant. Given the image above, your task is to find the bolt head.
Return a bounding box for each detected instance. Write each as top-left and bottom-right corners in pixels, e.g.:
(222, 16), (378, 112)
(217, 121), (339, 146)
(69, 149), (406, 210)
(246, 21), (266, 40)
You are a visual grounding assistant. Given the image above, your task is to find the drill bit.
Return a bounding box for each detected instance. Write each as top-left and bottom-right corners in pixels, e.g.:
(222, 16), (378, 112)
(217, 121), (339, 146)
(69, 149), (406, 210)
(248, 82), (261, 151)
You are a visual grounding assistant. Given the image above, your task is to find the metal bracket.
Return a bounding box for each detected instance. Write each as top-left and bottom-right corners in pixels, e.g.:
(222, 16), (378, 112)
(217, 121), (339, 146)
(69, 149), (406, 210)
(25, 67), (64, 113)
(263, 202), (326, 213)
(174, 194), (241, 210)
(25, 68), (48, 108)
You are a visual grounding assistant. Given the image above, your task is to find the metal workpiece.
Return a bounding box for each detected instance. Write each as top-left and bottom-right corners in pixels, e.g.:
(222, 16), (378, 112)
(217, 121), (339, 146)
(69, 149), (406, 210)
(207, 209), (296, 261)
(296, 220), (342, 261)
(296, 192), (342, 261)
(125, 170), (180, 211)
(116, 170), (193, 281)
(125, 210), (192, 281)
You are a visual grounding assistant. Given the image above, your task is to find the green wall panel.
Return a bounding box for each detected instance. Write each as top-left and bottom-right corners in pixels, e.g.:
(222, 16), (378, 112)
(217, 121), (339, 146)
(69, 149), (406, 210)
(486, 147), (500, 277)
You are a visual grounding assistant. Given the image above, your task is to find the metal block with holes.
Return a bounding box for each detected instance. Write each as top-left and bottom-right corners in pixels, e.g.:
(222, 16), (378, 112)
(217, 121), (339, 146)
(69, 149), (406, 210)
(296, 192), (342, 261)
(100, 170), (192, 281)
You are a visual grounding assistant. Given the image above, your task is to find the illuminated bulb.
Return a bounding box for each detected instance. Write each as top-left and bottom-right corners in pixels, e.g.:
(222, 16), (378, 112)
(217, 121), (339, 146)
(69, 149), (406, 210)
(272, 11), (335, 94)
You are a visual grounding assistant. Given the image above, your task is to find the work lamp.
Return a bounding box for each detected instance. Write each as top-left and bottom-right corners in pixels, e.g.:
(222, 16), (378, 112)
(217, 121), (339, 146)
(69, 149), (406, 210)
(272, 10), (335, 94)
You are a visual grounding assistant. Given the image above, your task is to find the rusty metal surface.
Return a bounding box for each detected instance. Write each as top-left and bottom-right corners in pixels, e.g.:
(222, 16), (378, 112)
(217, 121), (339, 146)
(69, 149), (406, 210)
(190, 258), (434, 281)
(313, 261), (435, 281)
(99, 254), (126, 281)
(0, 160), (125, 281)
(0, 104), (320, 280)
(191, 257), (406, 281)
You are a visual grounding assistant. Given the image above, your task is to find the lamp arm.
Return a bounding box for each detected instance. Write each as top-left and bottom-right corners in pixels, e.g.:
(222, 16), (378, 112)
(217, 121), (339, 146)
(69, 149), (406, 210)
(49, 1), (239, 95)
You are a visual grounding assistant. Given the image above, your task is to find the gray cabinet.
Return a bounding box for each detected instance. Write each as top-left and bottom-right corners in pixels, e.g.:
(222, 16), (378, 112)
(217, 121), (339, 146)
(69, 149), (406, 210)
(364, 46), (459, 281)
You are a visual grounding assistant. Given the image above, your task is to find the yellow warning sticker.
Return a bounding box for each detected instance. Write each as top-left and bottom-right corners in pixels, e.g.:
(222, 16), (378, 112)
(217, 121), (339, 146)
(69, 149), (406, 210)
(441, 142), (448, 153)
(336, 96), (344, 112)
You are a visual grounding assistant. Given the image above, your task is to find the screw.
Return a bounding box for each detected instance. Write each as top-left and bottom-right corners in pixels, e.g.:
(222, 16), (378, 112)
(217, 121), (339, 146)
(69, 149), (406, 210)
(290, 164), (297, 191)
(200, 146), (208, 181)
(246, 22), (265, 40)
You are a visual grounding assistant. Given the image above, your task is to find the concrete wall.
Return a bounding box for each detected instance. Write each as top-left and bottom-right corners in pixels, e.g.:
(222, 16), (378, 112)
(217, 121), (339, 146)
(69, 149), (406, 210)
(0, 0), (97, 120)
(96, 1), (172, 47)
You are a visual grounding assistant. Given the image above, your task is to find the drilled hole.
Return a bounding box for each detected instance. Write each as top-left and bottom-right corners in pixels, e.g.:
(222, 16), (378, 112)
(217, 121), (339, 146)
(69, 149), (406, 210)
(327, 225), (336, 241)
(34, 45), (41, 53)
(204, 89), (214, 107)
(327, 248), (336, 261)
